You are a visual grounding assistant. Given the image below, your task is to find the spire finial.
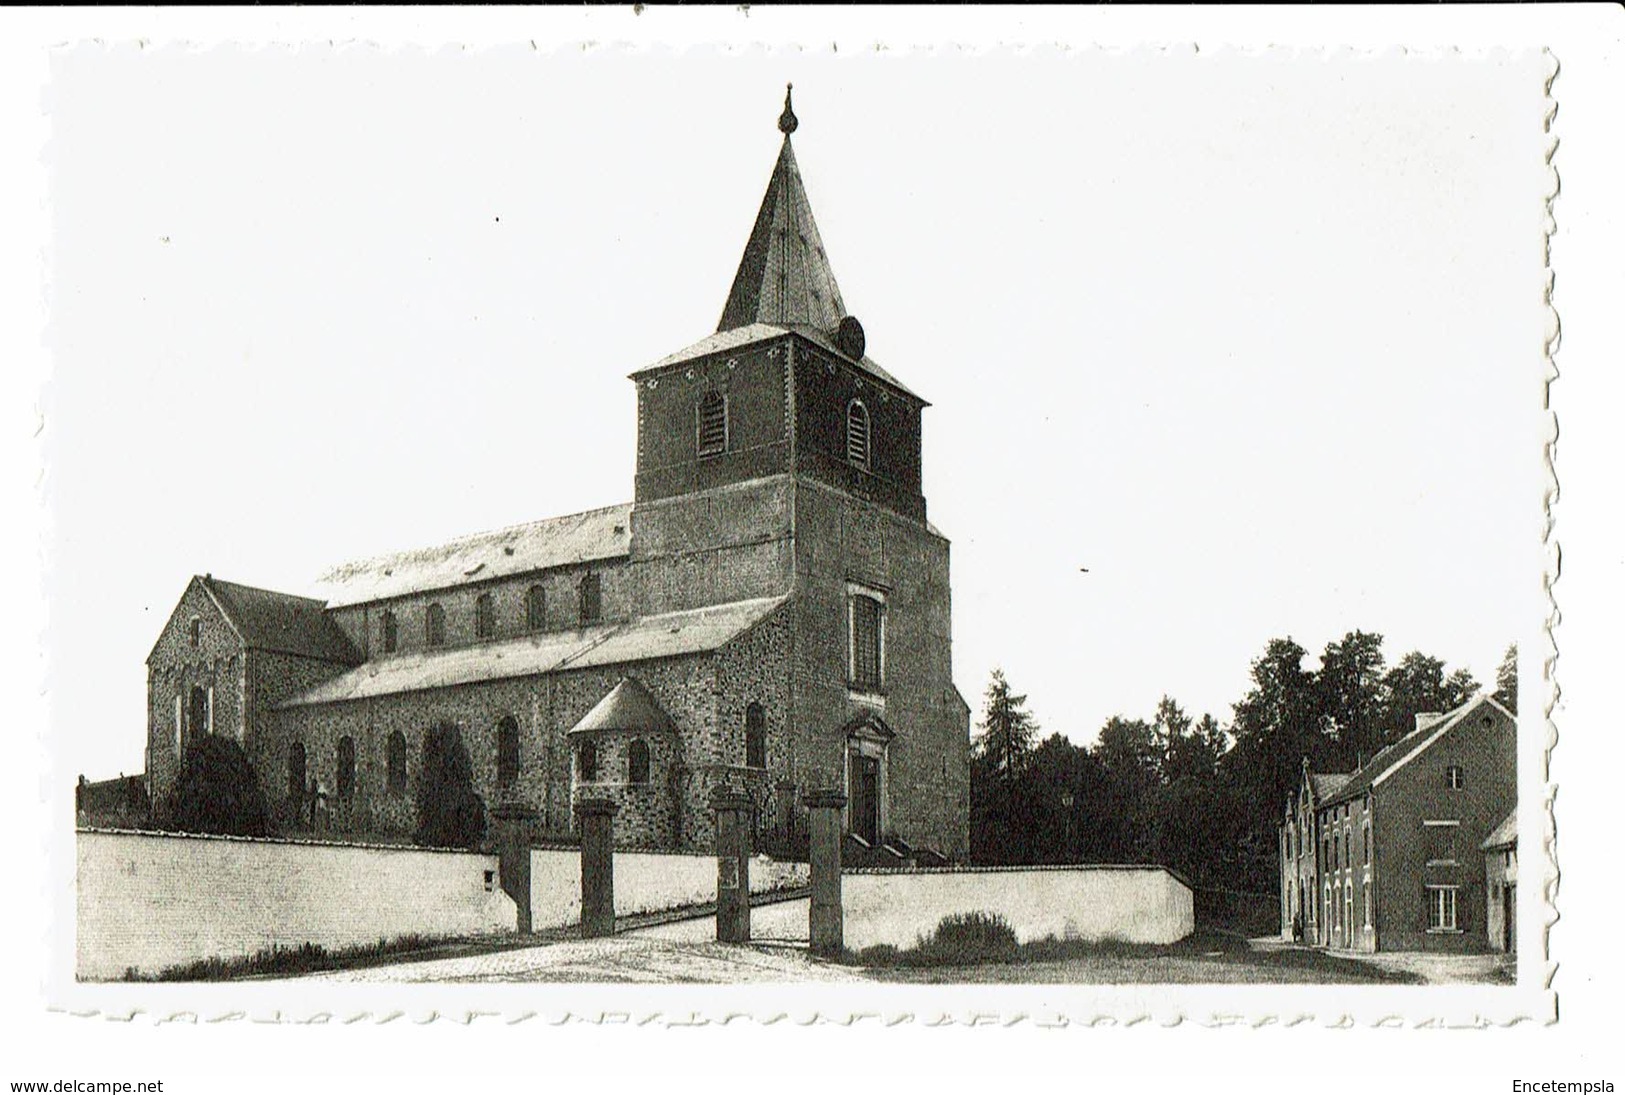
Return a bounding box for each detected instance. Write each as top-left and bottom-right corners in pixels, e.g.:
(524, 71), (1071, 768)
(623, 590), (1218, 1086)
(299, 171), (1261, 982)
(778, 83), (798, 135)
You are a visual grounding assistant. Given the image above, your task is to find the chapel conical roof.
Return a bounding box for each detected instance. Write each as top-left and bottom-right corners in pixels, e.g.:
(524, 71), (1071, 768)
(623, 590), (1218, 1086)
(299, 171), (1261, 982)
(716, 85), (849, 334)
(567, 677), (676, 736)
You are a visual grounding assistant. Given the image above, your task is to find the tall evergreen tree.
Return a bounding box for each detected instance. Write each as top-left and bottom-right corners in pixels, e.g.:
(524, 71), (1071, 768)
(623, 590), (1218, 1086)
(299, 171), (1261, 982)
(415, 722), (487, 850)
(1494, 643), (1519, 713)
(973, 668), (1039, 781)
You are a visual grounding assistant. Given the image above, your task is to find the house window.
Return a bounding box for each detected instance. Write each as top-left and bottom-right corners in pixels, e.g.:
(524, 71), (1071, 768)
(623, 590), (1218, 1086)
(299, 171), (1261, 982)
(850, 592), (883, 691)
(1424, 820), (1459, 866)
(525, 584), (546, 632)
(1446, 765), (1464, 790)
(381, 609), (398, 654)
(846, 399), (871, 470)
(426, 602), (447, 647)
(628, 739), (650, 786)
(1364, 882), (1372, 927)
(745, 703), (767, 769)
(288, 742), (307, 799)
(1363, 822), (1371, 864)
(579, 571), (602, 624)
(475, 592), (495, 639)
(188, 617), (202, 648)
(577, 739), (599, 783)
(1426, 885), (1459, 931)
(697, 390), (728, 456)
(496, 716), (520, 790)
(386, 731), (407, 795)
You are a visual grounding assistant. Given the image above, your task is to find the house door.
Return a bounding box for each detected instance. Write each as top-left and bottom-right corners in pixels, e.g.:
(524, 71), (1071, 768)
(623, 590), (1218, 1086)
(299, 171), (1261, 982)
(850, 754), (880, 845)
(1503, 883), (1516, 953)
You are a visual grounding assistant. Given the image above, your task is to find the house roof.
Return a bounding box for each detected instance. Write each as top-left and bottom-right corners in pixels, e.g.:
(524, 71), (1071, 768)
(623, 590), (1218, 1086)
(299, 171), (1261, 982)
(1482, 809), (1518, 851)
(278, 595), (787, 708)
(1309, 772), (1352, 801)
(1322, 692), (1513, 807)
(199, 576), (361, 664)
(313, 503), (633, 609)
(567, 677), (676, 736)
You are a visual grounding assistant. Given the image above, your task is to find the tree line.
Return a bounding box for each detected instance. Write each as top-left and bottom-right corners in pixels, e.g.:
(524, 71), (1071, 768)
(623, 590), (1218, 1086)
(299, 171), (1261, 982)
(970, 636), (1517, 893)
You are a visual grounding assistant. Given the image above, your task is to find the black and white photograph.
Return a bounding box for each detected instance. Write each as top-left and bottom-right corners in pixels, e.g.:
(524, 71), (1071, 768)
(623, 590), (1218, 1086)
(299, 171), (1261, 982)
(8, 5), (1625, 1092)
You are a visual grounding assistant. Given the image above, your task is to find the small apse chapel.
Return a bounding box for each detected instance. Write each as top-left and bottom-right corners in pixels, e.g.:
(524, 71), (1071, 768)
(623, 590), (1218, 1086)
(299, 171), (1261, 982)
(142, 89), (973, 860)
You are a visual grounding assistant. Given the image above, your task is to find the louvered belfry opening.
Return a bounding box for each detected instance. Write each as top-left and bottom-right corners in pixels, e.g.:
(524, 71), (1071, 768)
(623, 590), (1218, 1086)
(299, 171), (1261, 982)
(698, 390), (728, 456)
(846, 400), (871, 470)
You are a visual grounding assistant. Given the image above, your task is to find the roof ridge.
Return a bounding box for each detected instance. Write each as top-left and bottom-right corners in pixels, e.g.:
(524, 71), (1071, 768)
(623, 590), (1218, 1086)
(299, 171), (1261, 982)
(320, 502), (632, 578)
(201, 574), (326, 606)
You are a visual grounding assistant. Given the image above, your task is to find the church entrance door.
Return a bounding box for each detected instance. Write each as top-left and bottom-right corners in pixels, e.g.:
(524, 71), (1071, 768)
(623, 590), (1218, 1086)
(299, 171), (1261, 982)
(850, 754), (880, 845)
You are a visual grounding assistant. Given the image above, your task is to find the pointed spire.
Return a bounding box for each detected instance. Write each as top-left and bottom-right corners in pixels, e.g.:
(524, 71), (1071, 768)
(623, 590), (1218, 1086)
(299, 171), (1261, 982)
(716, 87), (849, 335)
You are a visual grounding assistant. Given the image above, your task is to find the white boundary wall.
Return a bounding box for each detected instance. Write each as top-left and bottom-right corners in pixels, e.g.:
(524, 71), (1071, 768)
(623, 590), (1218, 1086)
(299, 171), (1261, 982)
(77, 829), (516, 980)
(528, 849), (808, 930)
(841, 866), (1194, 950)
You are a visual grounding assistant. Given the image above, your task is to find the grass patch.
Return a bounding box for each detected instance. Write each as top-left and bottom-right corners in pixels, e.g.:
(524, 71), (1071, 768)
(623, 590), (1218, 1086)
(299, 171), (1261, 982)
(842, 924), (1423, 984)
(124, 933), (459, 982)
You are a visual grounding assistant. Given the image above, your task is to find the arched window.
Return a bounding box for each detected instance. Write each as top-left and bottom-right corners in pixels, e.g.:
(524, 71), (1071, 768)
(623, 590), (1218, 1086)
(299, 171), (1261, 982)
(525, 584), (546, 632)
(337, 736), (356, 799)
(745, 703), (766, 769)
(288, 742), (307, 799)
(579, 571), (602, 625)
(697, 390), (728, 456)
(386, 731), (408, 795)
(381, 609), (398, 654)
(628, 739), (650, 785)
(475, 592), (495, 639)
(846, 399), (871, 470)
(577, 739), (599, 783)
(425, 602), (447, 647)
(496, 716), (520, 790)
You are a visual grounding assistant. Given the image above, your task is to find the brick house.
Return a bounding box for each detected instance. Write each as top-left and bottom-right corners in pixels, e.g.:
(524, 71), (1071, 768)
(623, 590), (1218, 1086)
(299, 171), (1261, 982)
(142, 90), (972, 858)
(1278, 692), (1516, 952)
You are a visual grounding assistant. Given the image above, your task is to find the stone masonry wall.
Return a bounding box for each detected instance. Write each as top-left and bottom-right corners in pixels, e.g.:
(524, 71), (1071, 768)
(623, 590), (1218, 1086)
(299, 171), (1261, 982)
(790, 478), (969, 859)
(145, 579), (247, 820)
(634, 341), (791, 504)
(267, 651), (725, 850)
(628, 476), (795, 618)
(326, 557), (634, 661)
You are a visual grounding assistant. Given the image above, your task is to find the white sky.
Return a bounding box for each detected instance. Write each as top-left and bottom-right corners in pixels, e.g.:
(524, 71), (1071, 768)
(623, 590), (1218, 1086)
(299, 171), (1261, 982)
(44, 44), (1550, 778)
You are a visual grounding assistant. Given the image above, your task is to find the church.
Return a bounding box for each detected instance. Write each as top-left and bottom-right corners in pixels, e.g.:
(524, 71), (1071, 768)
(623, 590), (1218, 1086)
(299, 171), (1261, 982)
(142, 89), (972, 860)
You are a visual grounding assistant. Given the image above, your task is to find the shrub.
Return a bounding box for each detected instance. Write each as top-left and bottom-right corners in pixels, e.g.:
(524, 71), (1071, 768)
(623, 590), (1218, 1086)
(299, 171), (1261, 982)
(909, 911), (1021, 966)
(165, 736), (271, 837)
(842, 912), (1024, 968)
(415, 723), (486, 850)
